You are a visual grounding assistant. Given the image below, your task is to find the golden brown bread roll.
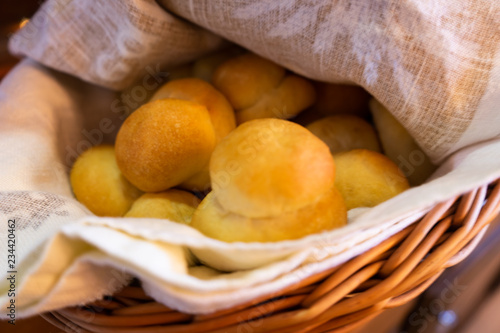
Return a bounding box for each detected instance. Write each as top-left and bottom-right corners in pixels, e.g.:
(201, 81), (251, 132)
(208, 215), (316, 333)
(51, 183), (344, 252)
(149, 78), (236, 190)
(210, 118), (335, 218)
(334, 149), (410, 210)
(213, 54), (285, 109)
(213, 53), (316, 124)
(191, 118), (347, 242)
(236, 75), (316, 124)
(115, 99), (216, 192)
(70, 145), (142, 216)
(191, 188), (346, 242)
(306, 115), (381, 154)
(150, 78), (235, 142)
(124, 189), (201, 224)
(369, 99), (437, 186)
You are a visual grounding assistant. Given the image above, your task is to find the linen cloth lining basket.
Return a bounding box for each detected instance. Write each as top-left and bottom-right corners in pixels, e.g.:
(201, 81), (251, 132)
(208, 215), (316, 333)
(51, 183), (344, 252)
(41, 180), (500, 333)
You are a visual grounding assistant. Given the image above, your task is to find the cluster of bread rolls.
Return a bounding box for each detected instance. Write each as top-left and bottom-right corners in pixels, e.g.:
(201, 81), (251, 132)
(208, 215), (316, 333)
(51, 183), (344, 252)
(70, 50), (434, 242)
(212, 54), (316, 124)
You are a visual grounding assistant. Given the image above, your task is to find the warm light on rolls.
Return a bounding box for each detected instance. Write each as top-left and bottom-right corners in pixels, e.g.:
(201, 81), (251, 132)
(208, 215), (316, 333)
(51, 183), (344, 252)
(191, 118), (347, 242)
(213, 54), (285, 110)
(70, 145), (142, 217)
(191, 188), (346, 242)
(210, 118), (336, 218)
(334, 149), (410, 210)
(125, 189), (201, 224)
(69, 51), (418, 246)
(148, 78), (236, 191)
(149, 78), (236, 143)
(213, 53), (316, 124)
(115, 98), (216, 192)
(116, 78), (237, 192)
(236, 75), (316, 124)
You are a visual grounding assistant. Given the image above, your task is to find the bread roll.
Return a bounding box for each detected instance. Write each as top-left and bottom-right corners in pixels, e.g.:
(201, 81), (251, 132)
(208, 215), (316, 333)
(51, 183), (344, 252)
(370, 99), (436, 186)
(213, 53), (316, 123)
(125, 189), (200, 224)
(210, 119), (335, 218)
(115, 99), (216, 192)
(236, 75), (316, 124)
(191, 118), (347, 242)
(149, 78), (236, 190)
(213, 54), (285, 109)
(191, 188), (346, 242)
(334, 149), (410, 210)
(150, 78), (235, 142)
(70, 145), (142, 216)
(307, 115), (381, 154)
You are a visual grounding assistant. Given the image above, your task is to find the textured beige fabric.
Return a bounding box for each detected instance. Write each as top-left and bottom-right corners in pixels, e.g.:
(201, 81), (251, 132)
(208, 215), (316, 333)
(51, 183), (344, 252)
(9, 0), (224, 89)
(1, 0), (500, 318)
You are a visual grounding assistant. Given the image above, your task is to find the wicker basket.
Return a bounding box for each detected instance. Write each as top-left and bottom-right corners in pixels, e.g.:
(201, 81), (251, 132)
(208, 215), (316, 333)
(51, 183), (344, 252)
(42, 179), (500, 333)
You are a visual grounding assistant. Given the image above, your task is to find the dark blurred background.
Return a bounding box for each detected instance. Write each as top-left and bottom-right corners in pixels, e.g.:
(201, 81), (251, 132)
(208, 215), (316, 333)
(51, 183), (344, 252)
(0, 0), (43, 80)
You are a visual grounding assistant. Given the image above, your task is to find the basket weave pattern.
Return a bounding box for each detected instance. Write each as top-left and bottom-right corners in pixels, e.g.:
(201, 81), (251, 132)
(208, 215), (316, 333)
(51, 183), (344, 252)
(42, 179), (500, 333)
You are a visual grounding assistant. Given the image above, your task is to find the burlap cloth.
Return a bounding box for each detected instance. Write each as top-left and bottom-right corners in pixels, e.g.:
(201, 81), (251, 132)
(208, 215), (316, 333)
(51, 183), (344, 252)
(1, 0), (499, 318)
